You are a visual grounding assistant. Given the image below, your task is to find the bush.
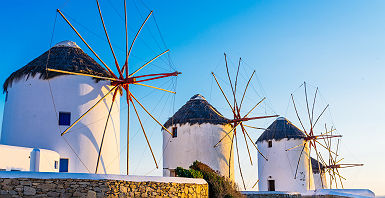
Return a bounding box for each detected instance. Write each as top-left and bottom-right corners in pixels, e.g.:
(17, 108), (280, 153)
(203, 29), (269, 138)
(175, 161), (244, 198)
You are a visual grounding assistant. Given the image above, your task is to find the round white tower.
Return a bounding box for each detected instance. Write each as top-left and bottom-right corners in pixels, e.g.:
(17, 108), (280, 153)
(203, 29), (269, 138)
(162, 94), (234, 180)
(1, 41), (120, 174)
(256, 117), (314, 192)
(311, 157), (327, 189)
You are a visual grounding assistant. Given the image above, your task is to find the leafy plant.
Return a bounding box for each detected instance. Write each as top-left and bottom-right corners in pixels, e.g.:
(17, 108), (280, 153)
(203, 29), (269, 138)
(176, 161), (244, 198)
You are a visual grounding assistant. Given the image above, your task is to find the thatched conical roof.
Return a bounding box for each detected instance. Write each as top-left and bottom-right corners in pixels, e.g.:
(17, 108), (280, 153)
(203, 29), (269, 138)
(256, 117), (306, 142)
(163, 94), (230, 128)
(3, 41), (112, 92)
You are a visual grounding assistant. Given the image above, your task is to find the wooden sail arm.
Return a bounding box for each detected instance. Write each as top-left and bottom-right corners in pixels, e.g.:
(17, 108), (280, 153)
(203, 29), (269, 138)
(111, 71), (181, 86)
(46, 68), (122, 82)
(228, 115), (279, 123)
(56, 9), (117, 79)
(128, 49), (170, 77)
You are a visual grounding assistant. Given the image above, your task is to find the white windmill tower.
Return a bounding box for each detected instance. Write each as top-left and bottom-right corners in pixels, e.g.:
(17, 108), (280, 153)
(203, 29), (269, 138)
(1, 41), (120, 174)
(256, 117), (315, 192)
(162, 94), (234, 180)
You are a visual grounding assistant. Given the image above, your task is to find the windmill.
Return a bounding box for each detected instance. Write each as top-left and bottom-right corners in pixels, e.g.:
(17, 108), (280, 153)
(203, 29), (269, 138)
(318, 125), (363, 189)
(47, 1), (180, 174)
(286, 82), (342, 189)
(211, 53), (278, 190)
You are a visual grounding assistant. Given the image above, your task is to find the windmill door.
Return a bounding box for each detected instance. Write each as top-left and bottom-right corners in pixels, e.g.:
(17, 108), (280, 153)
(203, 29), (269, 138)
(268, 180), (275, 191)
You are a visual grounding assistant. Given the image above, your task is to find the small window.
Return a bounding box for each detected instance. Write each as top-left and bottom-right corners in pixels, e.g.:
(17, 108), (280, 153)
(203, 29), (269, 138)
(268, 180), (275, 191)
(59, 158), (69, 172)
(268, 140), (272, 148)
(0, 169), (6, 171)
(59, 112), (71, 126)
(11, 169), (21, 171)
(172, 127), (177, 138)
(5, 91), (8, 102)
(54, 161), (58, 169)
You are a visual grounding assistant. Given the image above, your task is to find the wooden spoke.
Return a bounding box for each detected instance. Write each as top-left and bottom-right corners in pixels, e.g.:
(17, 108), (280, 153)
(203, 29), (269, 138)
(313, 104), (329, 128)
(129, 97), (158, 169)
(134, 83), (176, 94)
(124, 0), (128, 70)
(234, 57), (241, 95)
(291, 94), (309, 136)
(313, 142), (325, 188)
(224, 53), (238, 109)
(46, 68), (121, 82)
(243, 97), (266, 118)
(228, 132), (235, 179)
(239, 71), (255, 110)
(95, 89), (118, 173)
(242, 125), (268, 161)
(252, 179), (259, 188)
(214, 122), (241, 148)
(129, 92), (172, 135)
(211, 72), (235, 114)
(294, 141), (307, 179)
(285, 141), (306, 151)
(314, 139), (338, 156)
(234, 132), (246, 190)
(240, 123), (253, 165)
(61, 85), (118, 136)
(57, 9), (117, 79)
(123, 11), (153, 75)
(304, 82), (313, 135)
(311, 87), (318, 123)
(95, 0), (123, 78)
(242, 124), (267, 130)
(129, 49), (170, 77)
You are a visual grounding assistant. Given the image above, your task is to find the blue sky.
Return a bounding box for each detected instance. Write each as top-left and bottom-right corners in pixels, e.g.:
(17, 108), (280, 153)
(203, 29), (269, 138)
(1, 0), (385, 195)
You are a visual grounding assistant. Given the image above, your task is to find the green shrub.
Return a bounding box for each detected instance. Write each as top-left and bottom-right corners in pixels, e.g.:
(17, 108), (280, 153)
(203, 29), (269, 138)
(175, 161), (244, 198)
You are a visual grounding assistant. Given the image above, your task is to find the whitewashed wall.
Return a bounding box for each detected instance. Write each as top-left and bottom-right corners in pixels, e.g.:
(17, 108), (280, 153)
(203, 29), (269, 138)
(314, 172), (327, 189)
(1, 75), (120, 174)
(0, 144), (60, 172)
(257, 138), (314, 192)
(163, 123), (234, 180)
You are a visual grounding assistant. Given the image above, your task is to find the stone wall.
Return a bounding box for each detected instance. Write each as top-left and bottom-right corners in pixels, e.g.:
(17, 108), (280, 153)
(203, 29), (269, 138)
(0, 172), (208, 197)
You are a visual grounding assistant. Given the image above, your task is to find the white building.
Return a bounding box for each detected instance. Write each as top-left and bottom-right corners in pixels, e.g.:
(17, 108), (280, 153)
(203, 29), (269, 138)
(256, 117), (314, 193)
(0, 144), (60, 172)
(1, 41), (120, 174)
(162, 94), (234, 180)
(311, 157), (327, 189)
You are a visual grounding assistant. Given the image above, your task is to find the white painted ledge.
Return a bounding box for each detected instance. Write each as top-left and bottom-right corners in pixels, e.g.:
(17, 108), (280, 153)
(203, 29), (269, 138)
(0, 171), (207, 185)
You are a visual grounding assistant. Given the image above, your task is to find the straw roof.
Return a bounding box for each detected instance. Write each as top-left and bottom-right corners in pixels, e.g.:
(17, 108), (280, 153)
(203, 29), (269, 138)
(256, 117), (306, 143)
(3, 41), (112, 92)
(163, 94), (230, 128)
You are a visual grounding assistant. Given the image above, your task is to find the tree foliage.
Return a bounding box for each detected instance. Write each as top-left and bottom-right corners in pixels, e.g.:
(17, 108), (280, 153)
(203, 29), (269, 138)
(176, 161), (244, 198)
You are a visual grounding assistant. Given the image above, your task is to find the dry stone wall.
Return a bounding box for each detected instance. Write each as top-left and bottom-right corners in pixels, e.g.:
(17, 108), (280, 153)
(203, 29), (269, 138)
(0, 177), (208, 197)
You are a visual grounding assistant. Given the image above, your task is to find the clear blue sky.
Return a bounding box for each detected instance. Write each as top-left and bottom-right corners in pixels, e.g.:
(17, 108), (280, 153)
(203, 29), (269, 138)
(1, 0), (384, 195)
